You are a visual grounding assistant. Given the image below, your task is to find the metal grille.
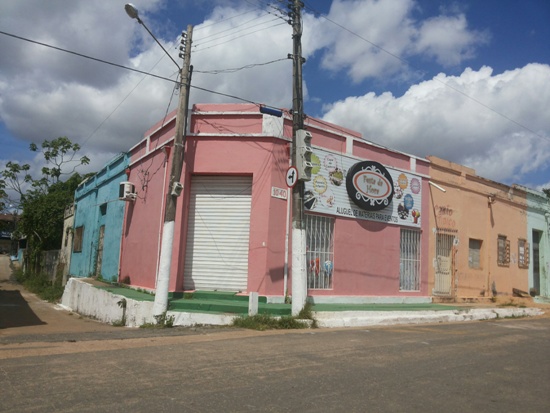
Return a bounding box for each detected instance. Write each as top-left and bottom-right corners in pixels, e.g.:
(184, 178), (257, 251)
(400, 229), (421, 291)
(434, 231), (455, 295)
(497, 235), (510, 266)
(306, 214), (334, 289)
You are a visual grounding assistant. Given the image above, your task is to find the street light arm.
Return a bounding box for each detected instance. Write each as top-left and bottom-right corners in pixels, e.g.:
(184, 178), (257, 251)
(138, 20), (181, 71)
(125, 3), (181, 71)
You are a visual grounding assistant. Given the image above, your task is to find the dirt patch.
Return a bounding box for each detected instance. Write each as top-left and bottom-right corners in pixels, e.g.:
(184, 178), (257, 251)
(0, 256), (118, 338)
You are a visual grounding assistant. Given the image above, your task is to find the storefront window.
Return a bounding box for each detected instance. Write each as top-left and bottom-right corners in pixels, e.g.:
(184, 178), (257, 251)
(305, 214), (334, 289)
(400, 229), (421, 291)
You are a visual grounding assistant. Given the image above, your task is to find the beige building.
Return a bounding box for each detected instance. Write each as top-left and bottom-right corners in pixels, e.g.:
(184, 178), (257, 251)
(428, 156), (529, 300)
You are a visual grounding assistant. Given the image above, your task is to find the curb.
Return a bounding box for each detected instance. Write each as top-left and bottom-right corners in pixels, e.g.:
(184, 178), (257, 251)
(61, 279), (545, 328)
(313, 308), (545, 328)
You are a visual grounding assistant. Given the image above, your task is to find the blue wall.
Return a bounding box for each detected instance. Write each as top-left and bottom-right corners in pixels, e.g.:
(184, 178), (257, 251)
(525, 189), (550, 299)
(69, 153), (129, 280)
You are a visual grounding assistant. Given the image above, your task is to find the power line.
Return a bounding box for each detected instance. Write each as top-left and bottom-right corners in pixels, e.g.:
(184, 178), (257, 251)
(194, 12), (273, 44)
(0, 30), (287, 139)
(194, 20), (287, 52)
(0, 30), (178, 84)
(195, 58), (287, 74)
(194, 8), (260, 32)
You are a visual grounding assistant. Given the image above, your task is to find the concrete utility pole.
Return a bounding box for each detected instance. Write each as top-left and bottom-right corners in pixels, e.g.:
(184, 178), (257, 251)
(290, 0), (307, 316)
(152, 25), (193, 318)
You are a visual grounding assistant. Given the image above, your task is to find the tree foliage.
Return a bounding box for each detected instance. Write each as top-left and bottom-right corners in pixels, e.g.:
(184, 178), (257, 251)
(0, 136), (89, 210)
(19, 174), (83, 252)
(0, 137), (91, 264)
(543, 188), (550, 199)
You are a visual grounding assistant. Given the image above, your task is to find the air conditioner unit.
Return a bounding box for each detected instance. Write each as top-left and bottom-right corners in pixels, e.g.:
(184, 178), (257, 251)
(119, 181), (136, 201)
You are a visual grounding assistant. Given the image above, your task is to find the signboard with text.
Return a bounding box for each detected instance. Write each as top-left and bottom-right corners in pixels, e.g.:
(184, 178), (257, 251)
(303, 148), (422, 227)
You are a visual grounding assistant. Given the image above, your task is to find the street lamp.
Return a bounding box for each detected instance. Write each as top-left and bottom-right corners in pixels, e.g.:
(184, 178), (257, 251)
(124, 3), (181, 71)
(125, 4), (193, 318)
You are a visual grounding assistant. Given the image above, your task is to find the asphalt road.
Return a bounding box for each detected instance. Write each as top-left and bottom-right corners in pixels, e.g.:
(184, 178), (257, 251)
(1, 255), (549, 412)
(2, 317), (550, 412)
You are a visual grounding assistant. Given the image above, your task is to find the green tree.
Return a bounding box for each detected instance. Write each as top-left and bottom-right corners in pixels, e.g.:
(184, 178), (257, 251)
(543, 188), (550, 199)
(0, 137), (89, 208)
(19, 174), (83, 252)
(0, 137), (91, 271)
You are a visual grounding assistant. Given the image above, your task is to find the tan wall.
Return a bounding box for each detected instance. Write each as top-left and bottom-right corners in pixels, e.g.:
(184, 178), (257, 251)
(428, 157), (528, 299)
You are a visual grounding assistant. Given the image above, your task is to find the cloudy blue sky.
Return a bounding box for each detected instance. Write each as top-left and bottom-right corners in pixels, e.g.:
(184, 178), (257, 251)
(1, 0), (549, 197)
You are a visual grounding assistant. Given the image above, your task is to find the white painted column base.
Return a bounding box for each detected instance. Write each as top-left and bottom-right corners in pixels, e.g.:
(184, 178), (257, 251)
(291, 227), (307, 316)
(248, 292), (259, 316)
(152, 221), (174, 317)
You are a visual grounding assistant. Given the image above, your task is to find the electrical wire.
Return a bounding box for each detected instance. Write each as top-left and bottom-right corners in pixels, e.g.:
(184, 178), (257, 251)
(0, 30), (178, 85)
(244, 0), (290, 23)
(194, 21), (287, 53)
(194, 8), (261, 32)
(195, 58), (287, 74)
(1, 29), (285, 112)
(194, 12), (273, 44)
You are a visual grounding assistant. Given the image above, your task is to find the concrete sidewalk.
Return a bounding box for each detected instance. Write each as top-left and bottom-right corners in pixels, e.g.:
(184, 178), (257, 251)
(60, 278), (547, 328)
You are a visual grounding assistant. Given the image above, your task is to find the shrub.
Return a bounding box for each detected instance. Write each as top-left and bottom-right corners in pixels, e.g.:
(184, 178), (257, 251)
(15, 268), (64, 303)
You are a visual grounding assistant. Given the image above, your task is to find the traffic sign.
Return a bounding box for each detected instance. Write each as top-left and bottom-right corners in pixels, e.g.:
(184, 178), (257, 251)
(286, 166), (298, 188)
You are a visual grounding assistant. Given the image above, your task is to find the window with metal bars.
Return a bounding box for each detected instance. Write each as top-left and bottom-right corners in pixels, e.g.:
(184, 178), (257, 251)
(518, 238), (529, 269)
(497, 235), (510, 266)
(305, 214), (334, 289)
(400, 229), (421, 291)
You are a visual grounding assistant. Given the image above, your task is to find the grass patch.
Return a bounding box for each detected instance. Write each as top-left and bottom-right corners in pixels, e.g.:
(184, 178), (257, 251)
(111, 319), (126, 327)
(503, 314), (527, 319)
(14, 267), (64, 303)
(232, 303), (318, 331)
(233, 313), (312, 331)
(140, 312), (175, 328)
(499, 299), (520, 307)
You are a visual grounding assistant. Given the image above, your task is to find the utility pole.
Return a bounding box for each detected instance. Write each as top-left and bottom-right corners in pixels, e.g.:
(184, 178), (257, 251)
(152, 25), (193, 318)
(289, 0), (307, 316)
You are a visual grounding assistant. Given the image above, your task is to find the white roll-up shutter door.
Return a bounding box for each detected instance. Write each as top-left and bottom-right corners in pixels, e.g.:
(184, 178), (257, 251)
(184, 176), (252, 291)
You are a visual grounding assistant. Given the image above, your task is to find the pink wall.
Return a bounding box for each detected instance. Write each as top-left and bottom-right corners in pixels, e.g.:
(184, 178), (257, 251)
(176, 136), (289, 295)
(304, 124), (430, 297)
(121, 104), (290, 294)
(120, 103), (430, 299)
(120, 144), (171, 289)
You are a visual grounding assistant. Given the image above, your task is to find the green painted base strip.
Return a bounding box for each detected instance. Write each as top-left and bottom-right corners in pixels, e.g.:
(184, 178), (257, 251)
(94, 285), (463, 315)
(311, 303), (463, 312)
(96, 286), (155, 301)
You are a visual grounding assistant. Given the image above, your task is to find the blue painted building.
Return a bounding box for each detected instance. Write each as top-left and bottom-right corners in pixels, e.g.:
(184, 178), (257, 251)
(521, 186), (550, 300)
(69, 153), (129, 281)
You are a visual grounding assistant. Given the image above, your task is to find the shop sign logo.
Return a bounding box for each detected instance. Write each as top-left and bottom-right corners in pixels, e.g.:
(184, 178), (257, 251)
(346, 161), (394, 211)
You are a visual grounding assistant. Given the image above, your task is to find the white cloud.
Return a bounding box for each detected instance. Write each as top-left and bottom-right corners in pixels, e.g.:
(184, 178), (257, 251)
(0, 0), (548, 192)
(0, 0), (295, 164)
(310, 0), (489, 82)
(190, 5), (293, 108)
(322, 63), (550, 183)
(414, 13), (490, 67)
